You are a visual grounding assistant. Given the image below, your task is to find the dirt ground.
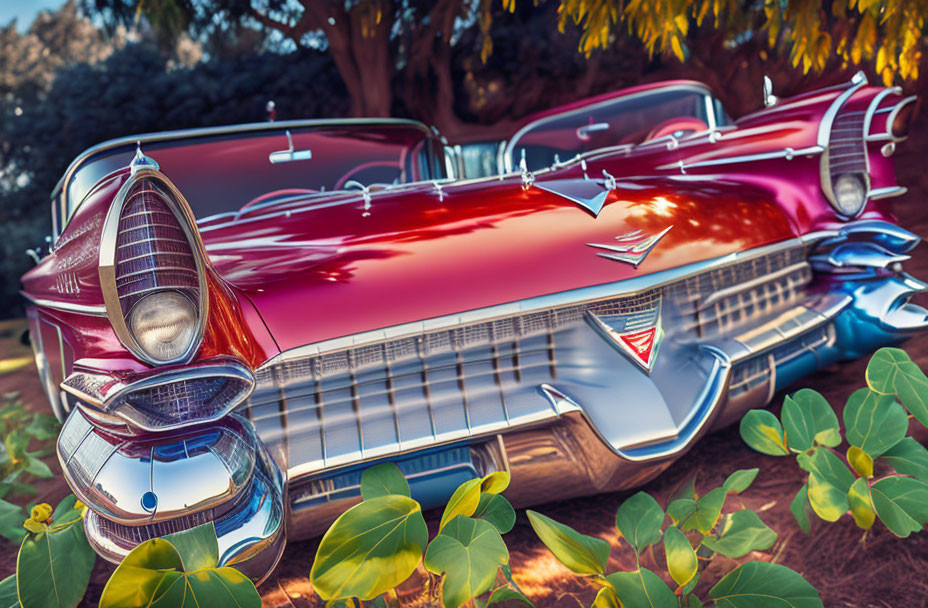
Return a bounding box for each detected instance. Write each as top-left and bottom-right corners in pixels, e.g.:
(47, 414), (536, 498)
(2, 115), (928, 607)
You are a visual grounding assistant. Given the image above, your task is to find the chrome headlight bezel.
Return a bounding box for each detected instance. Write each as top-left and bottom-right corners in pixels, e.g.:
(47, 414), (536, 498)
(99, 164), (209, 366)
(831, 173), (869, 218)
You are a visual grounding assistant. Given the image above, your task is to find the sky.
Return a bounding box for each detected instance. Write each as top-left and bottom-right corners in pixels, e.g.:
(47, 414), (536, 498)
(0, 0), (67, 31)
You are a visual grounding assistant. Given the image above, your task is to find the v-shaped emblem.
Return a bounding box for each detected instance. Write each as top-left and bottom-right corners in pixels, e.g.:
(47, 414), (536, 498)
(587, 225), (672, 267)
(586, 296), (664, 372)
(533, 178), (610, 216)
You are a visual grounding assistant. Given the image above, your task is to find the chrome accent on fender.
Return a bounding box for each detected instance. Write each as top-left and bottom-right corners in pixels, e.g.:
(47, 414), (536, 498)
(533, 178), (608, 216)
(586, 225), (673, 266)
(863, 87), (902, 138)
(817, 219), (921, 253)
(20, 292), (107, 316)
(818, 73), (869, 217)
(763, 75), (778, 107)
(57, 409), (258, 524)
(849, 274), (928, 332)
(810, 242), (910, 271)
(129, 143), (159, 175)
(881, 143), (896, 157)
(869, 186), (907, 199)
(867, 95), (918, 142)
(61, 358), (255, 432)
(663, 145), (824, 172)
(98, 167), (209, 366)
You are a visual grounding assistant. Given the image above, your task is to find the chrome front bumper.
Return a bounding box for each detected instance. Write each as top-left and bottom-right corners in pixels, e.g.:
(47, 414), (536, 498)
(55, 220), (928, 582)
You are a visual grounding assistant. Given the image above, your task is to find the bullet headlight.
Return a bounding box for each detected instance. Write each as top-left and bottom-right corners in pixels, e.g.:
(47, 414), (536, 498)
(832, 174), (867, 218)
(128, 291), (198, 363)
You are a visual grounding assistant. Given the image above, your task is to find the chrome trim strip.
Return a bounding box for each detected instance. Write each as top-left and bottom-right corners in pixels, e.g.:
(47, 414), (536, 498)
(662, 146), (824, 172)
(869, 186), (908, 199)
(863, 87), (902, 138)
(818, 74), (868, 216)
(698, 262), (809, 310)
(259, 237), (814, 368)
(20, 292), (108, 316)
(880, 95), (918, 143)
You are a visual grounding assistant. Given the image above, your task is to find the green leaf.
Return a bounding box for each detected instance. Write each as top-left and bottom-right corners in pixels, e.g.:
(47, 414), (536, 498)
(790, 483), (812, 534)
(311, 495), (428, 601)
(488, 586), (533, 607)
(722, 468), (758, 494)
(0, 499), (24, 544)
(615, 492), (664, 554)
(796, 449), (854, 493)
(806, 472), (849, 522)
(605, 568), (676, 608)
(440, 478), (483, 531)
(781, 395), (815, 451)
(473, 493), (516, 534)
(687, 596), (704, 608)
(880, 437), (928, 481)
(709, 561), (822, 607)
(667, 498), (696, 525)
(99, 537), (259, 608)
(23, 455), (52, 480)
(480, 471), (511, 494)
(870, 475), (928, 537)
(24, 414), (59, 442)
(592, 586), (620, 608)
(663, 526), (697, 587)
(16, 510), (95, 608)
(50, 495), (81, 525)
(678, 488), (726, 533)
(526, 510), (609, 576)
(162, 522), (219, 571)
(843, 388), (907, 457)
(791, 389), (841, 447)
(847, 446), (874, 478)
(425, 517), (509, 608)
(866, 347), (928, 428)
(739, 410), (789, 456)
(0, 574), (18, 608)
(701, 510), (776, 558)
(360, 463), (410, 500)
(848, 477), (876, 530)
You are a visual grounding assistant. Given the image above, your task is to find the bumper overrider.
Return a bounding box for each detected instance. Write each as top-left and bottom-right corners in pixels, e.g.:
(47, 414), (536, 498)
(57, 219), (927, 582)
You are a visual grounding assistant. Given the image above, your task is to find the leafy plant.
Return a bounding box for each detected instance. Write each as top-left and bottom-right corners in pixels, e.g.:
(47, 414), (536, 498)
(0, 392), (59, 504)
(99, 521), (261, 608)
(310, 463), (531, 608)
(741, 347), (928, 537)
(527, 470), (822, 608)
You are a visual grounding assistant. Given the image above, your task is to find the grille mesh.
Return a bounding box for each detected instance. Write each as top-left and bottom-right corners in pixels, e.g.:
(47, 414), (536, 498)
(828, 110), (867, 178)
(115, 179), (199, 316)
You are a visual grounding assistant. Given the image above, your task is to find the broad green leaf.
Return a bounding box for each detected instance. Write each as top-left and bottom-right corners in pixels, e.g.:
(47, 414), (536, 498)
(790, 483), (812, 534)
(162, 522), (219, 571)
(870, 475), (928, 537)
(848, 478), (875, 530)
(526, 510), (609, 576)
(311, 495), (428, 600)
(701, 510), (776, 558)
(488, 586), (534, 607)
(669, 476), (696, 504)
(0, 499), (24, 544)
(663, 526), (697, 587)
(687, 597), (704, 608)
(605, 568), (676, 608)
(847, 446), (874, 479)
(667, 498), (696, 524)
(806, 472), (849, 522)
(791, 389), (841, 447)
(360, 463), (410, 500)
(781, 395), (815, 451)
(425, 517), (509, 608)
(843, 388), (907, 457)
(796, 449), (854, 494)
(16, 510), (95, 608)
(23, 454), (51, 479)
(473, 493), (516, 534)
(739, 410), (789, 455)
(481, 471), (511, 494)
(24, 414), (59, 442)
(50, 495), (81, 524)
(709, 561), (822, 608)
(880, 437), (928, 481)
(99, 537), (259, 608)
(678, 488), (726, 533)
(615, 492), (664, 554)
(592, 586), (620, 608)
(440, 478), (482, 531)
(866, 347), (928, 428)
(722, 468), (758, 494)
(0, 574), (17, 608)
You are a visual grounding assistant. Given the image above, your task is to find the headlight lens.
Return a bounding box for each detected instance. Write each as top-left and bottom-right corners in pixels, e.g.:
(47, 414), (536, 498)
(833, 174), (867, 217)
(128, 291), (197, 362)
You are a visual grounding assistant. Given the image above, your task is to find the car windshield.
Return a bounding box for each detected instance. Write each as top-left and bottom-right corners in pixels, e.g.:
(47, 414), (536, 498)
(60, 121), (448, 226)
(505, 87), (730, 172)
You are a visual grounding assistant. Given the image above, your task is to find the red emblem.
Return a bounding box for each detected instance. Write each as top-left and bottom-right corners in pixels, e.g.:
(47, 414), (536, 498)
(616, 327), (657, 368)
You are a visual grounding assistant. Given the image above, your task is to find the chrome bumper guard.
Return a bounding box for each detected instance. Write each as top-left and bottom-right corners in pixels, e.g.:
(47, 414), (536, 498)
(56, 220), (926, 583)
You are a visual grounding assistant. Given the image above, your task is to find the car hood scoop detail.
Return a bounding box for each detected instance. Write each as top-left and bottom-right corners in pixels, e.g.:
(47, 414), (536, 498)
(532, 178), (611, 216)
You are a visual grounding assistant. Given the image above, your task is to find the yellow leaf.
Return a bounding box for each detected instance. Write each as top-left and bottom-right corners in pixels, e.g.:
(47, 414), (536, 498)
(847, 446), (874, 478)
(671, 35), (685, 61)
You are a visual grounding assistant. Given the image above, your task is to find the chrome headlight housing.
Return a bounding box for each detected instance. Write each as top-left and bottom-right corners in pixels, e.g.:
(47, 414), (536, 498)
(99, 151), (208, 365)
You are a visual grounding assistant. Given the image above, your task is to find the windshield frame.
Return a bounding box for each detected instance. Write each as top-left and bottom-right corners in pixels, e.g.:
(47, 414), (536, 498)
(501, 83), (723, 173)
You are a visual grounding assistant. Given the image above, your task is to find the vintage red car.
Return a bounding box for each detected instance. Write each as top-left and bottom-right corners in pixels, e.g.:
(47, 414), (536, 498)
(21, 73), (924, 581)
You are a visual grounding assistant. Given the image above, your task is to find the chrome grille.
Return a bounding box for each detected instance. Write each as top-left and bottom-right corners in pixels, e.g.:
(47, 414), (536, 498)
(828, 110), (867, 177)
(729, 323), (834, 397)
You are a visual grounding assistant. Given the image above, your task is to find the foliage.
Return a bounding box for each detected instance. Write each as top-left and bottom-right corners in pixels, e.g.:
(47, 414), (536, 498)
(0, 494), (95, 608)
(310, 463), (530, 608)
(527, 472), (820, 607)
(741, 347), (928, 537)
(99, 522), (261, 608)
(514, 0), (925, 85)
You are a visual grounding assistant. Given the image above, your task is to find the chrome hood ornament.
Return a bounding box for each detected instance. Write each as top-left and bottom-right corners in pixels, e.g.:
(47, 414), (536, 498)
(586, 292), (663, 372)
(587, 225), (673, 267)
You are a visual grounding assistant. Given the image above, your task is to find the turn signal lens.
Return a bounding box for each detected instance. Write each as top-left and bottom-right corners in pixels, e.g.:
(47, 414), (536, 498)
(128, 291), (197, 362)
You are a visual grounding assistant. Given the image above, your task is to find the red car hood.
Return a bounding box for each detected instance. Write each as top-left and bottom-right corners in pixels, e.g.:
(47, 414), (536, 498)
(201, 173), (798, 353)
